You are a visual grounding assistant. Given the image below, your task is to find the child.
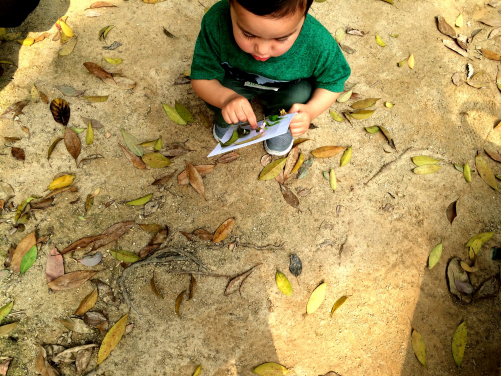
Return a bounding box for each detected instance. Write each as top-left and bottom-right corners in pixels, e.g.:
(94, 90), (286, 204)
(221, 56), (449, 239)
(190, 0), (351, 156)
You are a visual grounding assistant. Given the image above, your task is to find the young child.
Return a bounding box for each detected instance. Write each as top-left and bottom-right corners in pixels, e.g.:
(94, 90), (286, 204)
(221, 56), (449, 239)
(190, 0), (351, 156)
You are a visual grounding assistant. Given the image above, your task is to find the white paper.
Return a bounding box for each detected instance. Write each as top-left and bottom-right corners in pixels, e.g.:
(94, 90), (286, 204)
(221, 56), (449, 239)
(207, 113), (295, 158)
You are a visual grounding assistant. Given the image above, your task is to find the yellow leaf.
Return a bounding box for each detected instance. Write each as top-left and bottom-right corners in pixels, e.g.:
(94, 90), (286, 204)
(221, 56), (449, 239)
(452, 322), (467, 367)
(350, 110), (375, 120)
(385, 102), (394, 107)
(413, 165), (441, 175)
(329, 169), (337, 191)
(83, 95), (108, 102)
(259, 158), (287, 180)
(48, 175), (75, 190)
(97, 314), (128, 365)
(105, 57), (123, 65)
(59, 36), (78, 56)
(351, 98), (380, 109)
(463, 163), (471, 183)
(306, 282), (326, 314)
(408, 53), (415, 69)
(337, 89), (352, 103)
(193, 365), (202, 376)
(0, 322), (18, 336)
(275, 271), (292, 296)
(0, 301), (14, 322)
(411, 329), (427, 368)
(142, 153), (170, 168)
(162, 103), (186, 125)
(59, 19), (74, 37)
(456, 14), (463, 28)
(74, 289), (98, 315)
(475, 155), (498, 190)
(86, 122), (94, 145)
(154, 137), (162, 151)
(465, 232), (494, 248)
(17, 38), (35, 46)
(340, 146), (352, 167)
(0, 28), (5, 37)
(428, 243), (442, 269)
(397, 59), (407, 67)
(330, 110), (344, 122)
(290, 153), (304, 174)
(331, 296), (349, 316)
(412, 156), (439, 166)
(365, 126), (380, 134)
(312, 146), (346, 158)
(375, 34), (386, 47)
(125, 194), (153, 206)
(253, 362), (290, 376)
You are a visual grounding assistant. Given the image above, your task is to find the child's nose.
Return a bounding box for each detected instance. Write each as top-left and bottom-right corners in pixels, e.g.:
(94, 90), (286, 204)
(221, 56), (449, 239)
(254, 41), (270, 56)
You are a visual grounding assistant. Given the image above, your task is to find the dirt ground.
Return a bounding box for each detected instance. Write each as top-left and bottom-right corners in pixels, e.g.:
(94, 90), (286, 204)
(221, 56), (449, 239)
(1, 0), (501, 375)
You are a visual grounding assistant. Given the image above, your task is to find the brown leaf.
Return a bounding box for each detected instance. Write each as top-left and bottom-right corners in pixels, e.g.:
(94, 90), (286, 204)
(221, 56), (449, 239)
(480, 17), (501, 27)
(91, 279), (116, 304)
(283, 146), (299, 180)
(178, 165), (215, 185)
(152, 171), (176, 185)
(139, 223), (164, 233)
(91, 221), (135, 251)
(481, 48), (501, 60)
(0, 100), (29, 119)
(0, 358), (12, 376)
(151, 272), (163, 298)
(83, 62), (113, 80)
(437, 16), (456, 38)
(175, 290), (185, 317)
(193, 229), (213, 241)
(296, 187), (311, 197)
(225, 265), (260, 295)
(50, 98), (70, 126)
(275, 170), (285, 184)
(261, 154), (272, 167)
(311, 146), (346, 158)
(61, 235), (106, 254)
(452, 72), (462, 86)
(3, 136), (21, 142)
(11, 147), (25, 161)
(485, 149), (501, 162)
(88, 1), (117, 8)
(76, 348), (93, 375)
(216, 152), (240, 164)
(64, 128), (81, 162)
(119, 143), (147, 169)
(189, 275), (197, 300)
(80, 116), (104, 129)
(139, 228), (168, 258)
(11, 231), (36, 272)
(30, 197), (54, 210)
(46, 247), (64, 283)
(74, 289), (98, 315)
(48, 271), (97, 291)
(4, 246), (15, 268)
(186, 161), (206, 198)
(40, 92), (49, 104)
(446, 200), (458, 225)
(213, 218), (235, 243)
(280, 184), (301, 211)
(83, 311), (108, 331)
(443, 39), (468, 57)
(35, 345), (59, 376)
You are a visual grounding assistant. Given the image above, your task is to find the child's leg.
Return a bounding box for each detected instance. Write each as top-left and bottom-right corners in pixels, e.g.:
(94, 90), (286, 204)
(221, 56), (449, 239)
(204, 75), (255, 141)
(259, 80), (313, 156)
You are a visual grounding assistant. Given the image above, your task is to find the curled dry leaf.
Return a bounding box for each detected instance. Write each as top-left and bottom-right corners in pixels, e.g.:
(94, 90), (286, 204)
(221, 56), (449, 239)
(297, 158), (313, 179)
(119, 143), (147, 169)
(446, 200), (457, 224)
(139, 228), (168, 258)
(83, 311), (108, 331)
(213, 218), (235, 243)
(225, 264), (260, 295)
(48, 137), (63, 160)
(152, 172), (176, 185)
(186, 161), (206, 198)
(217, 152), (240, 164)
(35, 345), (59, 376)
(11, 147), (25, 161)
(289, 254), (302, 276)
(46, 247), (64, 283)
(175, 290), (186, 317)
(97, 314), (128, 365)
(48, 271), (97, 291)
(283, 146), (299, 180)
(151, 272), (163, 299)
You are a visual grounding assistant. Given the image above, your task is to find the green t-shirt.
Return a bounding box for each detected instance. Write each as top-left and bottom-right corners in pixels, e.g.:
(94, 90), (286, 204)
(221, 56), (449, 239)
(191, 0), (351, 93)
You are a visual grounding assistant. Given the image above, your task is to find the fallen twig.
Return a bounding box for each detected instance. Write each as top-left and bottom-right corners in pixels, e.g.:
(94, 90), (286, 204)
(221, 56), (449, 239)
(237, 242), (286, 250)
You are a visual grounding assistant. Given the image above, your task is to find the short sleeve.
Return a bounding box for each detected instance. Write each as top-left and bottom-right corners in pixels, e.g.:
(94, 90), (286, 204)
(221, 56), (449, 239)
(190, 8), (226, 83)
(312, 38), (351, 93)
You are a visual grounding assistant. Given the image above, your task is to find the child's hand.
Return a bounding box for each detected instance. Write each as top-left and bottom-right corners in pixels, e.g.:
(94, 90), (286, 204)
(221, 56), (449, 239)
(288, 103), (311, 137)
(221, 94), (258, 129)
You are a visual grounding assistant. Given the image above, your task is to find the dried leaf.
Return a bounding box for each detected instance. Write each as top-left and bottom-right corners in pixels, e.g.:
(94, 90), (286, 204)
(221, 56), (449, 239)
(375, 34), (386, 46)
(307, 282), (327, 314)
(83, 311), (108, 331)
(193, 229), (213, 241)
(97, 314), (128, 365)
(480, 17), (501, 27)
(48, 271), (97, 291)
(92, 279), (116, 304)
(337, 89), (352, 103)
(189, 275), (197, 300)
(178, 165), (215, 185)
(452, 322), (467, 367)
(276, 271), (292, 296)
(451, 72), (462, 88)
(47, 137), (63, 160)
(162, 103), (186, 125)
(411, 330), (427, 368)
(186, 161), (206, 198)
(443, 39), (468, 57)
(297, 158), (313, 179)
(175, 290), (186, 317)
(312, 146), (346, 158)
(346, 27), (366, 36)
(351, 98), (380, 109)
(89, 1), (116, 8)
(142, 153), (170, 168)
(121, 128), (143, 156)
(92, 221), (135, 251)
(75, 289), (98, 315)
(46, 247), (64, 283)
(413, 165), (441, 175)
(339, 43), (356, 54)
(50, 98), (70, 126)
(213, 218), (235, 243)
(408, 53), (415, 69)
(437, 16), (456, 38)
(0, 301), (14, 322)
(77, 252), (102, 267)
(84, 95), (108, 102)
(192, 365), (202, 376)
(253, 363), (289, 376)
(446, 200), (457, 224)
(476, 155), (498, 190)
(61, 235), (105, 254)
(11, 147), (25, 161)
(340, 146), (352, 167)
(225, 265), (259, 295)
(119, 143), (147, 169)
(292, 138), (311, 147)
(163, 28), (176, 38)
(0, 322), (18, 336)
(289, 254), (302, 277)
(290, 153), (304, 174)
(35, 346), (59, 376)
(103, 41), (121, 50)
(485, 149), (501, 163)
(11, 232), (36, 273)
(283, 146), (299, 180)
(64, 128), (81, 162)
(350, 110), (374, 120)
(83, 62), (113, 80)
(278, 184), (300, 210)
(481, 48), (501, 60)
(151, 272), (163, 298)
(217, 152), (240, 164)
(98, 25), (114, 41)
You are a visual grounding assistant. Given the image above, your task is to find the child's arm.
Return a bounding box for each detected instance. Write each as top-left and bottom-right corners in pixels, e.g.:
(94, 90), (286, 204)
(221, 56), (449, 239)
(288, 88), (341, 137)
(191, 79), (258, 128)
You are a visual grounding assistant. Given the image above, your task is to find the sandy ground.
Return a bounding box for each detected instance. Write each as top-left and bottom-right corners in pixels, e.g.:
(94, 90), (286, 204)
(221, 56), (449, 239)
(1, 0), (501, 375)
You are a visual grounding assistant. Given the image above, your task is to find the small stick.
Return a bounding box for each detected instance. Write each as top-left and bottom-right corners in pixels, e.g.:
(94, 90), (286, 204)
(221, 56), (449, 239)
(237, 242), (286, 250)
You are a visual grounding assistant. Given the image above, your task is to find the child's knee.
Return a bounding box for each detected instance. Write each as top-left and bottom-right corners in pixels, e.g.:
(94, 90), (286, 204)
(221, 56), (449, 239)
(284, 79), (313, 106)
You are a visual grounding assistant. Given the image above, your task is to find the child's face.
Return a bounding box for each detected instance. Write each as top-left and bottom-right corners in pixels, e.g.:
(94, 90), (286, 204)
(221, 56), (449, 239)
(230, 2), (305, 61)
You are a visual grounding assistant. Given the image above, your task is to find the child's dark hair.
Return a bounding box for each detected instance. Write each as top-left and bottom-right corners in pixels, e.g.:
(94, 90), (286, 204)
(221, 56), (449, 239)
(229, 0), (314, 18)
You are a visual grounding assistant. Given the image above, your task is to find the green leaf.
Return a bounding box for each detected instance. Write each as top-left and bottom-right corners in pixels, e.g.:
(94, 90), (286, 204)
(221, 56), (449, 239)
(412, 156), (439, 166)
(365, 126), (380, 134)
(306, 282), (326, 314)
(126, 194), (152, 206)
(411, 329), (427, 368)
(428, 243), (442, 269)
(162, 103), (187, 125)
(175, 101), (194, 122)
(340, 146), (352, 167)
(121, 128), (143, 157)
(253, 363), (289, 375)
(86, 122), (94, 145)
(20, 245), (37, 274)
(350, 110), (375, 120)
(337, 89), (352, 103)
(0, 301), (13, 323)
(220, 129), (239, 147)
(154, 137), (162, 151)
(413, 165), (441, 175)
(142, 153), (170, 168)
(259, 158), (287, 180)
(330, 110), (344, 122)
(452, 322), (467, 367)
(275, 271), (292, 296)
(110, 250), (140, 263)
(331, 296), (349, 316)
(69, 127), (85, 134)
